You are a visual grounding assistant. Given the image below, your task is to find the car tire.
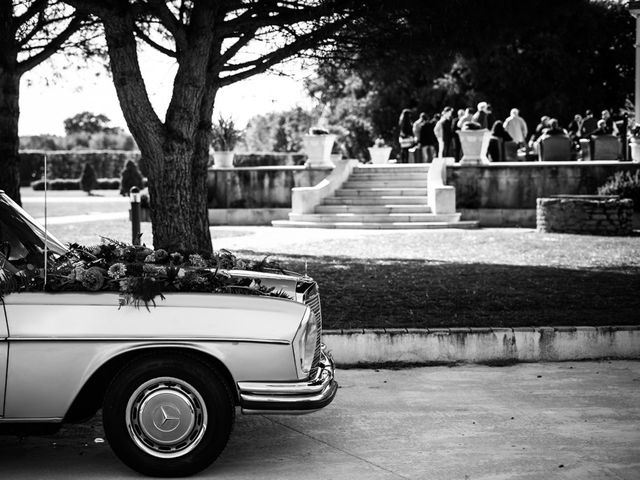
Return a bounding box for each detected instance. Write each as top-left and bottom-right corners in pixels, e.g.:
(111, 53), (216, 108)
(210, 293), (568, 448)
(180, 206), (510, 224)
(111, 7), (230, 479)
(102, 354), (234, 477)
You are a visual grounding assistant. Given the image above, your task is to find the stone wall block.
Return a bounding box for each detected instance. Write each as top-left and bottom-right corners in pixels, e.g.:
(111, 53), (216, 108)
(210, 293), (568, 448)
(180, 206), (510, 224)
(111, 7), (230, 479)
(537, 196), (633, 235)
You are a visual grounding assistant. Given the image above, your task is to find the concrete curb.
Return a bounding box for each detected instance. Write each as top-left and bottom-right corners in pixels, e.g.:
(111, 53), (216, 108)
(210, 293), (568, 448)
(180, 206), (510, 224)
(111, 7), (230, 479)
(323, 326), (640, 366)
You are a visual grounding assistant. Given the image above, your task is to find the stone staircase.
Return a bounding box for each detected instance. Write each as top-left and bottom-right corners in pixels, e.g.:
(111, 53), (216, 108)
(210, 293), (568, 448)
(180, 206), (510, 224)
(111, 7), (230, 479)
(272, 164), (478, 229)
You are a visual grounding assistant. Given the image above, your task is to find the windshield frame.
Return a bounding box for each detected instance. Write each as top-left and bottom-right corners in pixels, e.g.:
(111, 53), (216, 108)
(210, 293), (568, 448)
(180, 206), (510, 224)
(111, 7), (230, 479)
(0, 191), (68, 258)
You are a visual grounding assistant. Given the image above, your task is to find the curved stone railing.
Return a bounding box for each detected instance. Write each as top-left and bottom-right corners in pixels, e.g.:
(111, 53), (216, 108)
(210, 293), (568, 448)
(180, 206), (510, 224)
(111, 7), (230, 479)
(291, 159), (359, 214)
(427, 157), (456, 214)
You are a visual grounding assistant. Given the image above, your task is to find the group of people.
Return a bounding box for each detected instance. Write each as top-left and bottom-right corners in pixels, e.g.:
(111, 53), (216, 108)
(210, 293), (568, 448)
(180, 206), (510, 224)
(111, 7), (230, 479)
(397, 102), (529, 163)
(532, 109), (624, 144)
(398, 104), (628, 163)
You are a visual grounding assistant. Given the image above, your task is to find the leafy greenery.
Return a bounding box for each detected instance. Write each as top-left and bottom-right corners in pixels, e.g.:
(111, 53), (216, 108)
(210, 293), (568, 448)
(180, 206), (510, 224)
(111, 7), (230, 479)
(244, 107), (319, 153)
(64, 112), (119, 135)
(31, 178), (121, 191)
(211, 116), (243, 151)
(20, 151), (141, 185)
(309, 0), (634, 155)
(80, 163), (98, 195)
(119, 160), (144, 195)
(598, 170), (640, 212)
(0, 1), (95, 204)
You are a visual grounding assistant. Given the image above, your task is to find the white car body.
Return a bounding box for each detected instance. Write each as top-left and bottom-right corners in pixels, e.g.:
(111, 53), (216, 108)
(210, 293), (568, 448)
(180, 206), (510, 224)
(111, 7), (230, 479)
(0, 191), (336, 476)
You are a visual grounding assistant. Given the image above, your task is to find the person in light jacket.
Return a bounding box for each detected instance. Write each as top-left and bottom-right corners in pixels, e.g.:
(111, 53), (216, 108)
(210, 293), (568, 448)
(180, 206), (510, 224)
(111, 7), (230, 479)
(503, 108), (528, 147)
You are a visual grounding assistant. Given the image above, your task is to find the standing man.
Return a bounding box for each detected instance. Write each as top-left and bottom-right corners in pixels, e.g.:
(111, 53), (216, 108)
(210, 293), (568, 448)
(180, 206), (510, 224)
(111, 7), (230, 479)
(412, 112), (428, 162)
(452, 108), (465, 161)
(601, 109), (619, 135)
(434, 107), (454, 158)
(504, 108), (528, 147)
(580, 110), (597, 137)
(472, 102), (490, 129)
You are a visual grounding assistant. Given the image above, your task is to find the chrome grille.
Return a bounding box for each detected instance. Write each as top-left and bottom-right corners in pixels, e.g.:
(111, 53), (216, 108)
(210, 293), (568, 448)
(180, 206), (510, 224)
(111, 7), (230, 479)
(302, 282), (323, 378)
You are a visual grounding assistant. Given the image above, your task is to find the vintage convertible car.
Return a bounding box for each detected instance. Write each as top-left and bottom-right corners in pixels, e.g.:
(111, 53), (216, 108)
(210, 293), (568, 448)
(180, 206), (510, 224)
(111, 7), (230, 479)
(0, 191), (337, 477)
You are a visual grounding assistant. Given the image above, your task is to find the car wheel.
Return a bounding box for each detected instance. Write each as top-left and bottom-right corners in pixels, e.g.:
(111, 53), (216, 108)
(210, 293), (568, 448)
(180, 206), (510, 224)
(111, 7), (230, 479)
(103, 354), (234, 477)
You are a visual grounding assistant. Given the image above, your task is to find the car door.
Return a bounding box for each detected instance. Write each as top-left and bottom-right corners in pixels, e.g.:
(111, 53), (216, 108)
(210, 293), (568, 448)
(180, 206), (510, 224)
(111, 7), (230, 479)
(0, 297), (8, 417)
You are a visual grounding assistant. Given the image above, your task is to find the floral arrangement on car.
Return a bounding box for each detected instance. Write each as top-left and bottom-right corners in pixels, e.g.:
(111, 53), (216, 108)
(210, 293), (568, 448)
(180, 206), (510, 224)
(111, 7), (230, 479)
(1, 239), (291, 308)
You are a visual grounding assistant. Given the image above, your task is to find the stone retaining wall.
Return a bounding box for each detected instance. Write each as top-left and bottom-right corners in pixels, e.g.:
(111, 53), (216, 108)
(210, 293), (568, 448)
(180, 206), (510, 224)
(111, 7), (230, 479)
(536, 196), (633, 235)
(448, 161), (640, 210)
(207, 166), (331, 208)
(207, 161), (640, 211)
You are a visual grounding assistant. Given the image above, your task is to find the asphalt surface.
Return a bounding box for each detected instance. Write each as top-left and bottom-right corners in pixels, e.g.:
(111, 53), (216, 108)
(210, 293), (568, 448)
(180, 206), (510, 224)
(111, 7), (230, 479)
(1, 361), (639, 479)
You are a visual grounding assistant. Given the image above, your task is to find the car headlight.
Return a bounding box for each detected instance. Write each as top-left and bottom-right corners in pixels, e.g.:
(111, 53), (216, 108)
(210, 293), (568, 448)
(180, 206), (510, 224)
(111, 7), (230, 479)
(293, 308), (318, 378)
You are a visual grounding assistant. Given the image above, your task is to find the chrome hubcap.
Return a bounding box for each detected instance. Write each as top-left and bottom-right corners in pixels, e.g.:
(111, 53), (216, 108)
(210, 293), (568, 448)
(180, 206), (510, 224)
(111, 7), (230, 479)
(126, 377), (208, 458)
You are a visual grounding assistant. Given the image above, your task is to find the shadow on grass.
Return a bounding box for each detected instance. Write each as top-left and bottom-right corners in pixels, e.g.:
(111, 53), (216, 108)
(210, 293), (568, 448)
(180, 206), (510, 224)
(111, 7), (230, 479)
(246, 253), (640, 329)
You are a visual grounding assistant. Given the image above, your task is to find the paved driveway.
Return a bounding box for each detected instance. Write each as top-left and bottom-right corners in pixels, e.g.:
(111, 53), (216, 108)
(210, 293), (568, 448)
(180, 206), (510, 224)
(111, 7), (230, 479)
(1, 361), (639, 479)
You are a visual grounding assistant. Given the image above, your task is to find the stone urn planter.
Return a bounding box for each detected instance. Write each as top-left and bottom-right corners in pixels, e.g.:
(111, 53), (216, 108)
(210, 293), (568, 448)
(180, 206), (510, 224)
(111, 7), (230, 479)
(457, 129), (490, 165)
(303, 133), (337, 167)
(630, 137), (640, 163)
(213, 151), (235, 168)
(368, 146), (392, 164)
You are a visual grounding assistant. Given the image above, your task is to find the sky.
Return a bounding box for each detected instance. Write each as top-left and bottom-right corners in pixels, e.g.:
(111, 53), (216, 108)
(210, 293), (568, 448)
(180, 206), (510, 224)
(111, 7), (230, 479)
(19, 48), (316, 137)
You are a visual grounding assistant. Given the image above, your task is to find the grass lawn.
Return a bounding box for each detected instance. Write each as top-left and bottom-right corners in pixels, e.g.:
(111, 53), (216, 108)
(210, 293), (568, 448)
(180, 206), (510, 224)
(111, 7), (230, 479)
(19, 188), (640, 329)
(262, 255), (639, 329)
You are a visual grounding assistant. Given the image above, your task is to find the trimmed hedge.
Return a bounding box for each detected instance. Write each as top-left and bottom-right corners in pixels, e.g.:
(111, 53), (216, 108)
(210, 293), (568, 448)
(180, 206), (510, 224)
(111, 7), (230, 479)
(31, 178), (122, 191)
(20, 150), (142, 185)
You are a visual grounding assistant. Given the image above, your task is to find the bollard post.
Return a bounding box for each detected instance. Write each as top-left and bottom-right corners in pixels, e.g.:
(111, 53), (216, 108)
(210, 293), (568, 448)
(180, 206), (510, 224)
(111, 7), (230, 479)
(130, 186), (141, 245)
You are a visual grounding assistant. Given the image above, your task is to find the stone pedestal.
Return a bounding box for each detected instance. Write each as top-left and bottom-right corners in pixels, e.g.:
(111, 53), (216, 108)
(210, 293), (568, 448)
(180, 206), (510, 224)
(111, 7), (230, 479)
(630, 138), (640, 163)
(457, 129), (490, 165)
(213, 151), (234, 168)
(303, 134), (336, 167)
(368, 147), (392, 164)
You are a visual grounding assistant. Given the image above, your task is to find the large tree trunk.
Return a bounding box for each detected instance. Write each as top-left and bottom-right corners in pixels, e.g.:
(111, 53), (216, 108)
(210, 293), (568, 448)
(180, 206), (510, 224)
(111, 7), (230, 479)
(0, 66), (21, 206)
(146, 141), (213, 254)
(102, 12), (214, 253)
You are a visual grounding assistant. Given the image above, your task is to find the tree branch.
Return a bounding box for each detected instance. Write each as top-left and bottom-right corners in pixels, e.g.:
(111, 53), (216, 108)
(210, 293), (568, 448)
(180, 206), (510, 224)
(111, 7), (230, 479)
(16, 9), (46, 47)
(13, 0), (48, 31)
(219, 2), (339, 37)
(134, 25), (177, 57)
(218, 17), (349, 87)
(17, 13), (86, 74)
(101, 13), (164, 157)
(218, 33), (252, 65)
(62, 0), (113, 18)
(147, 0), (188, 54)
(17, 11), (76, 47)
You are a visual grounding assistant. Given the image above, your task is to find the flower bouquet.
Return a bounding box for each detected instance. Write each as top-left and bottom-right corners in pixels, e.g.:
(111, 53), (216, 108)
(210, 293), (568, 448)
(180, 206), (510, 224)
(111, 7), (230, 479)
(3, 238), (292, 309)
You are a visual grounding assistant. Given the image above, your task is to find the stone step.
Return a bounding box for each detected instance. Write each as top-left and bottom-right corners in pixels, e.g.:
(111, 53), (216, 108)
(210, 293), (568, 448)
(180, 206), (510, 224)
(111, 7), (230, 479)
(272, 220), (480, 229)
(336, 188), (428, 197)
(354, 165), (430, 175)
(343, 180), (429, 189)
(289, 213), (462, 223)
(349, 173), (426, 181)
(323, 196), (430, 205)
(315, 205), (432, 214)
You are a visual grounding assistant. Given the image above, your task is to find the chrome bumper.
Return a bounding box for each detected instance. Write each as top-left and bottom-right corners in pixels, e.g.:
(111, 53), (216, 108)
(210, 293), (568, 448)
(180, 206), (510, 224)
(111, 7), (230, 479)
(238, 347), (338, 414)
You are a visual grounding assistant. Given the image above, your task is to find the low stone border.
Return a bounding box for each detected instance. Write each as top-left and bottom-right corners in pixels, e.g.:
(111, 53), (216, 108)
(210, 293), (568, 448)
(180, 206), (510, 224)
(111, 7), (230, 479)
(323, 326), (640, 366)
(208, 208), (290, 225)
(537, 196), (634, 235)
